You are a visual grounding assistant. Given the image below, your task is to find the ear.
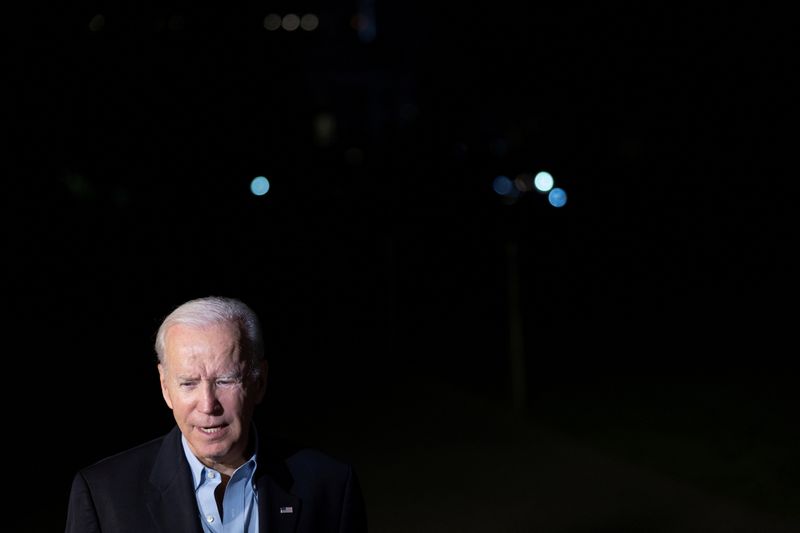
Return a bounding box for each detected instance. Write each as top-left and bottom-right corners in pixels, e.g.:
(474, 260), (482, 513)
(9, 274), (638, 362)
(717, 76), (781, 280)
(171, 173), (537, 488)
(254, 360), (268, 404)
(158, 363), (174, 410)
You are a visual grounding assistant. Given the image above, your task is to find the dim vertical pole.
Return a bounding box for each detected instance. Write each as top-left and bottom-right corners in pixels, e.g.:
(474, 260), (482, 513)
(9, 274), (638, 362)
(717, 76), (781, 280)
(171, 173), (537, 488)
(506, 241), (526, 411)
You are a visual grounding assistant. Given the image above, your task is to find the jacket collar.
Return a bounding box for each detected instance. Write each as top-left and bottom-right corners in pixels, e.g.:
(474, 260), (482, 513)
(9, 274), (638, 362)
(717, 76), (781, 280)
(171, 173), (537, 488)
(145, 426), (204, 533)
(145, 425), (301, 533)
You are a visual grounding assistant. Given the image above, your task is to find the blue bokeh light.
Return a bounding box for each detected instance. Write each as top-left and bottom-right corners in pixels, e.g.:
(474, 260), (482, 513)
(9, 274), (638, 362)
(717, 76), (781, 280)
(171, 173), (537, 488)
(492, 175), (514, 196)
(250, 176), (270, 196)
(548, 187), (567, 207)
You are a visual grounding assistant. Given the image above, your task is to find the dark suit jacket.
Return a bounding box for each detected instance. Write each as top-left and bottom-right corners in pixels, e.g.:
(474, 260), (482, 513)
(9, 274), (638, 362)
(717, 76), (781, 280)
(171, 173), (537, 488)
(66, 426), (367, 532)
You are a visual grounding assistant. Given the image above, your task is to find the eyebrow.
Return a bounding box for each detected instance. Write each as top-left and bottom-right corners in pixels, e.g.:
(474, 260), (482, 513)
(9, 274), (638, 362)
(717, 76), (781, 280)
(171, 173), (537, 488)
(175, 372), (242, 381)
(215, 373), (243, 380)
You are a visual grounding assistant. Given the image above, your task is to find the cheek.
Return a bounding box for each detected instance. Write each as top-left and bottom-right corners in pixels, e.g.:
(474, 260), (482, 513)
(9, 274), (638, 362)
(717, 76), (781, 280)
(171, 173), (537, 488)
(170, 394), (195, 415)
(221, 393), (247, 415)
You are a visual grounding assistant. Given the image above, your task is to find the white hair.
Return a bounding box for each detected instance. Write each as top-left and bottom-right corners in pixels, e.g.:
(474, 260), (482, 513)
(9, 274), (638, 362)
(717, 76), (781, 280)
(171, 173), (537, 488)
(155, 296), (264, 379)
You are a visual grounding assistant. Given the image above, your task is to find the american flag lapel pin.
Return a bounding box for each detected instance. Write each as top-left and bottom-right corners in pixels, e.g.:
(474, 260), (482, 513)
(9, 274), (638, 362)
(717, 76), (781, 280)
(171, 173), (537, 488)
(279, 506), (294, 514)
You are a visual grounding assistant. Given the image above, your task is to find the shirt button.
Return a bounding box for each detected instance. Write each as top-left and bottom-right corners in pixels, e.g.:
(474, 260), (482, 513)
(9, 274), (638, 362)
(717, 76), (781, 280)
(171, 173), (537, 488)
(206, 515), (214, 523)
(207, 471), (216, 479)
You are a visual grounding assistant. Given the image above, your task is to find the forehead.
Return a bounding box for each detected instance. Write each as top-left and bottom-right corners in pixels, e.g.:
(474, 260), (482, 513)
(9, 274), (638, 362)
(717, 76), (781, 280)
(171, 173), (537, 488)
(163, 322), (243, 369)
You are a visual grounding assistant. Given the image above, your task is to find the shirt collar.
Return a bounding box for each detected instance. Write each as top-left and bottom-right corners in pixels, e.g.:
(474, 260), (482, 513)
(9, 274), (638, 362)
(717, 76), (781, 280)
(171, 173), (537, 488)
(180, 426), (259, 490)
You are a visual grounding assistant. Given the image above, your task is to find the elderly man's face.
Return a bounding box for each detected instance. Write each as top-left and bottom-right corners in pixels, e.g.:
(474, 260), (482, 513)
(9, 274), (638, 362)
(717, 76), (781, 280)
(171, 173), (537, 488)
(158, 322), (266, 475)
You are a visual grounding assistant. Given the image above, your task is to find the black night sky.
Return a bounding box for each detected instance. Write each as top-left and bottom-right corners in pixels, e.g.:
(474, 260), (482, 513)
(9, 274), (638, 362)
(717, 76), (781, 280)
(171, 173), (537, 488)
(7, 3), (799, 531)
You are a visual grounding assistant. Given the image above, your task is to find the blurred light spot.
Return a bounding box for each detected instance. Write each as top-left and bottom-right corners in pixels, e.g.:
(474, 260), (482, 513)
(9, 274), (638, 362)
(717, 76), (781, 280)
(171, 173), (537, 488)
(281, 13), (300, 31)
(263, 14), (281, 31)
(167, 15), (185, 31)
(313, 113), (337, 146)
(300, 14), (319, 31)
(534, 171), (554, 192)
(351, 13), (376, 42)
(493, 175), (514, 196)
(345, 147), (364, 166)
(251, 176), (270, 196)
(491, 138), (509, 157)
(63, 173), (94, 199)
(548, 187), (567, 207)
(89, 14), (105, 32)
(501, 194), (520, 206)
(514, 173), (532, 192)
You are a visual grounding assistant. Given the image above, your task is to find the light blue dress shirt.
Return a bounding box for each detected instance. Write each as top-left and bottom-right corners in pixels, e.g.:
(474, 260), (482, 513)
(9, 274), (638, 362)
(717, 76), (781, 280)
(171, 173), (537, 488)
(181, 434), (259, 533)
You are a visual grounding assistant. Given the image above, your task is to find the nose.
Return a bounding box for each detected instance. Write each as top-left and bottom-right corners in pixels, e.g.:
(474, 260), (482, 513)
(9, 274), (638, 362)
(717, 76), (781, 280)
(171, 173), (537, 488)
(198, 381), (221, 414)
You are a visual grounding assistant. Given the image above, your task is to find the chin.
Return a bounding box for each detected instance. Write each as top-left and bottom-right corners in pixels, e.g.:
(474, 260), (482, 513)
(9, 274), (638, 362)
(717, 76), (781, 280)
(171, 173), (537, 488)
(201, 442), (232, 457)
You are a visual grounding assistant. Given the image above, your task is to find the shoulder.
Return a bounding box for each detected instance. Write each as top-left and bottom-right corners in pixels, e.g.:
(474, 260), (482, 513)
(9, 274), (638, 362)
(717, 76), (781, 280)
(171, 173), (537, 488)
(77, 432), (168, 485)
(259, 434), (357, 488)
(256, 434), (368, 530)
(287, 447), (353, 480)
(263, 433), (350, 466)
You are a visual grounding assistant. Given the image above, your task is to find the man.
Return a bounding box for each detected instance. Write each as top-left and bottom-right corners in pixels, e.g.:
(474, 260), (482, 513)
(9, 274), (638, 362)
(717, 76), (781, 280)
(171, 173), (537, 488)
(66, 296), (367, 532)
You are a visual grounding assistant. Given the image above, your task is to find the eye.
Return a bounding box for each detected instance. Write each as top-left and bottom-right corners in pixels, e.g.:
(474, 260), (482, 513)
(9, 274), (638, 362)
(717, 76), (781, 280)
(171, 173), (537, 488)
(179, 381), (197, 389)
(216, 379), (236, 387)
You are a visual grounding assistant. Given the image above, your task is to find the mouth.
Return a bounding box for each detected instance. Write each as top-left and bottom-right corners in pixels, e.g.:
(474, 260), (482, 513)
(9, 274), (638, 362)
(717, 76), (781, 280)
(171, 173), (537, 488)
(197, 424), (228, 436)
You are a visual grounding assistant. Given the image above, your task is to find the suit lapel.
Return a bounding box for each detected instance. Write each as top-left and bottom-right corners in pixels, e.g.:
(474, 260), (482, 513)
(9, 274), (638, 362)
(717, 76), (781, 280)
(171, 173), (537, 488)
(145, 427), (204, 533)
(257, 475), (301, 533)
(257, 434), (301, 533)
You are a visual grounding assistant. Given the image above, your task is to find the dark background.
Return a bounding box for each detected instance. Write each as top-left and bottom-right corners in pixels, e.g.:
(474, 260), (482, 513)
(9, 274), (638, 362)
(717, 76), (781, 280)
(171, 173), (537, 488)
(7, 3), (799, 531)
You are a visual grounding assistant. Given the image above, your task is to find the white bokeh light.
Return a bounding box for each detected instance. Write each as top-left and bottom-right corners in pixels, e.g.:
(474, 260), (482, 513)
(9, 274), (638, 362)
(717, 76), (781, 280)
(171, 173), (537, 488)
(534, 171), (554, 192)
